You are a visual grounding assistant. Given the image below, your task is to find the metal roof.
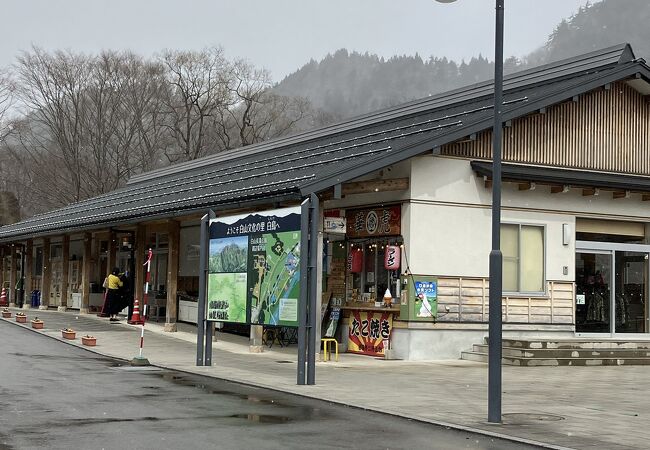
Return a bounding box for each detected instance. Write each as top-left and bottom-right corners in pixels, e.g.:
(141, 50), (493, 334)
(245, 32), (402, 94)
(471, 161), (650, 192)
(1, 44), (647, 241)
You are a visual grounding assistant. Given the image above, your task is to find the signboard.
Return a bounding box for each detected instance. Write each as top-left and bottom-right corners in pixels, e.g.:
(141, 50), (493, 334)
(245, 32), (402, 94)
(413, 279), (437, 319)
(346, 206), (401, 238)
(206, 207), (301, 326)
(324, 217), (346, 234)
(347, 310), (393, 356)
(576, 294), (586, 305)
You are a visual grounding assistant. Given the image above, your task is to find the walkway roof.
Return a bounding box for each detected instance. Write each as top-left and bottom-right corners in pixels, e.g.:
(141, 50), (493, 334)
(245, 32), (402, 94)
(1, 44), (648, 241)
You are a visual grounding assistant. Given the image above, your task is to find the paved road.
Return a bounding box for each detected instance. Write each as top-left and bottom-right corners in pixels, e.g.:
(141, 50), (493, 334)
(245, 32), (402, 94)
(0, 320), (538, 450)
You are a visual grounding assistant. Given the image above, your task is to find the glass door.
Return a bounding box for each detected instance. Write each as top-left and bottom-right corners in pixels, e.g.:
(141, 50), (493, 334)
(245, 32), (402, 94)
(575, 251), (612, 334)
(614, 251), (648, 334)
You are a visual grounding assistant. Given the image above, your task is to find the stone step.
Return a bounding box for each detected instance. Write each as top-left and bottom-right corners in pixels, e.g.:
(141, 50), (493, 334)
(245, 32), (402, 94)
(461, 351), (650, 366)
(472, 344), (650, 359)
(488, 338), (650, 350)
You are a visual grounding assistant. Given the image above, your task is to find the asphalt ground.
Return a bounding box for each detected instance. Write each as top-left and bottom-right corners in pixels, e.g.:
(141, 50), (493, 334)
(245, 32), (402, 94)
(0, 319), (539, 450)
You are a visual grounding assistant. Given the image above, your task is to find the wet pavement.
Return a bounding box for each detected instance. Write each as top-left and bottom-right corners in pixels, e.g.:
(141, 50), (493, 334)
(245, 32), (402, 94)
(0, 320), (538, 450)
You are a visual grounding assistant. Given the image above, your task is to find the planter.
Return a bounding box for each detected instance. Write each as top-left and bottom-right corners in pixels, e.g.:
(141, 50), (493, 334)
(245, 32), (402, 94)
(1, 311), (11, 318)
(81, 336), (97, 346)
(31, 320), (44, 329)
(61, 330), (76, 340)
(15, 315), (27, 323)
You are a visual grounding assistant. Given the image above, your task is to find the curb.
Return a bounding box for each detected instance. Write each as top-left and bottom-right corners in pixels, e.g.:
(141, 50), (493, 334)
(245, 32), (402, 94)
(1, 316), (575, 450)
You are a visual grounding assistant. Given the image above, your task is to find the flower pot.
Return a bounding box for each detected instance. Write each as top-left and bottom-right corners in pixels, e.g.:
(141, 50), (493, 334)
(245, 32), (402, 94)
(61, 330), (76, 340)
(81, 336), (97, 346)
(31, 320), (44, 329)
(15, 315), (27, 323)
(1, 311), (11, 318)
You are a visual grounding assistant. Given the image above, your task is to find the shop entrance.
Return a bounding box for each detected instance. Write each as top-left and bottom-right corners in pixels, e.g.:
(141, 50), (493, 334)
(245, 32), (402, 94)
(576, 242), (650, 336)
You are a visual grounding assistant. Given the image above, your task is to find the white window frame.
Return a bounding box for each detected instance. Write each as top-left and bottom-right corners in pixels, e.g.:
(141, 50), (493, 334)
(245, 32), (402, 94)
(501, 222), (547, 296)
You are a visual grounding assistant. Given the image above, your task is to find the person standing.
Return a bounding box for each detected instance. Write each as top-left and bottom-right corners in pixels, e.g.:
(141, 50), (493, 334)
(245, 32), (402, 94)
(105, 268), (123, 322)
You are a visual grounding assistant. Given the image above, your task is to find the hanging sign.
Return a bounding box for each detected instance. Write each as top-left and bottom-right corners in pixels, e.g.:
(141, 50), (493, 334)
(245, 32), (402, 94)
(347, 248), (363, 273)
(324, 217), (347, 234)
(346, 206), (401, 238)
(384, 245), (401, 270)
(348, 310), (393, 356)
(206, 206), (301, 326)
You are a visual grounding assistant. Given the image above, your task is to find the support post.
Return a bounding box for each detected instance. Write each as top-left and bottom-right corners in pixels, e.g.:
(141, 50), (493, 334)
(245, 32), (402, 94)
(60, 235), (69, 311)
(9, 245), (16, 308)
(488, 0), (505, 425)
(165, 220), (180, 332)
(23, 240), (33, 309)
(196, 211), (214, 366)
(307, 193), (320, 385)
(297, 198), (310, 385)
(134, 225), (146, 312)
(40, 238), (51, 310)
(80, 233), (91, 314)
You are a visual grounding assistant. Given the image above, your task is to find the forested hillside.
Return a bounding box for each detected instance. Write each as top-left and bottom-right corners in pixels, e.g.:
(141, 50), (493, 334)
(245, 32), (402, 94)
(274, 0), (648, 119)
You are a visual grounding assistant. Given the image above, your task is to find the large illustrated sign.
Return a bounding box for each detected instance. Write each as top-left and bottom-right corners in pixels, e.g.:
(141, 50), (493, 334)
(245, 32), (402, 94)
(206, 207), (301, 327)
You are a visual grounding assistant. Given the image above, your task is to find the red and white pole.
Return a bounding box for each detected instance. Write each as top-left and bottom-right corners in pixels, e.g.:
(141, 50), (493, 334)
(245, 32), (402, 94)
(139, 248), (153, 359)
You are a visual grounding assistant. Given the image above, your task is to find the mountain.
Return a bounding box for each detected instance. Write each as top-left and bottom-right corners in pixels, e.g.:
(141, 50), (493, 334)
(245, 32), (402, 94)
(274, 0), (647, 120)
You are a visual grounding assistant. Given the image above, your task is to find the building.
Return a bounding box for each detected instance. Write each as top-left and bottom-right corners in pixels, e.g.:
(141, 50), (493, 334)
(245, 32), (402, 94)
(2, 44), (650, 361)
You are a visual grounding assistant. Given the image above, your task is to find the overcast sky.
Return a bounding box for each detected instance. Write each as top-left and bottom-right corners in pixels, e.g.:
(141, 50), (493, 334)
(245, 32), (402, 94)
(4, 0), (590, 81)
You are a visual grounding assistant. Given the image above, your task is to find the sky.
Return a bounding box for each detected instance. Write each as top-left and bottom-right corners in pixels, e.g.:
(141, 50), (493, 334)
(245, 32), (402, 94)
(3, 0), (591, 82)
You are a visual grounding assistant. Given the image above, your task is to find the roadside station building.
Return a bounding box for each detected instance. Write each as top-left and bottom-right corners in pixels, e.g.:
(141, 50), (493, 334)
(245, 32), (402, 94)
(2, 44), (650, 361)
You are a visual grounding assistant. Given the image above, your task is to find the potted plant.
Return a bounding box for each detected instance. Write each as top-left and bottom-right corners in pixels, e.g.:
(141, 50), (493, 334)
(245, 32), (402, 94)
(31, 317), (44, 329)
(1, 308), (11, 318)
(81, 335), (97, 346)
(61, 328), (76, 339)
(15, 312), (27, 323)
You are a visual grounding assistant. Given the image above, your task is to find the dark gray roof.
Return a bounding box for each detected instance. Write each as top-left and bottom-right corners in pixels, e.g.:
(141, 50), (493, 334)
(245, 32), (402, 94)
(1, 44), (647, 241)
(471, 161), (650, 192)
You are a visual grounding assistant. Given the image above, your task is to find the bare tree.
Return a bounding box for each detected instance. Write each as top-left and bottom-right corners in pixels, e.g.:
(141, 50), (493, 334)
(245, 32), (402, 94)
(160, 47), (231, 162)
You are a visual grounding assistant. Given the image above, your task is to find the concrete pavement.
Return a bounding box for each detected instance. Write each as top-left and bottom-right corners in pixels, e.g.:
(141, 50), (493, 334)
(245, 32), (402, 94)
(1, 307), (647, 450)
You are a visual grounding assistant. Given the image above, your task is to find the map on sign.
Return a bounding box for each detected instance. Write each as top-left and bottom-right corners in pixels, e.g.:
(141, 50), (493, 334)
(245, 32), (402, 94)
(250, 231), (301, 326)
(206, 207), (301, 327)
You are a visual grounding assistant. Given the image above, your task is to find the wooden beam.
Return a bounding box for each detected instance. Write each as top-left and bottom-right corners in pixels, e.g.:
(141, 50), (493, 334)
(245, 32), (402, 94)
(41, 238), (51, 309)
(9, 246), (16, 307)
(23, 240), (33, 307)
(81, 233), (91, 314)
(582, 188), (600, 197)
(518, 182), (536, 191)
(341, 177), (409, 196)
(643, 194), (650, 201)
(165, 220), (180, 332)
(60, 235), (69, 310)
(612, 190), (631, 199)
(484, 177), (492, 189)
(551, 185), (570, 194)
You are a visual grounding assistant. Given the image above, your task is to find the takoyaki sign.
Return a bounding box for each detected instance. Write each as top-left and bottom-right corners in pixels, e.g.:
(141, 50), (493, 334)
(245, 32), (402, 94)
(345, 205), (401, 238)
(347, 310), (393, 356)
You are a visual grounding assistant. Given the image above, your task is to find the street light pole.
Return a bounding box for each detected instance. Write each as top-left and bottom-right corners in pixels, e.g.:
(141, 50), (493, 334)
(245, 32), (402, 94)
(435, 0), (504, 424)
(488, 0), (504, 425)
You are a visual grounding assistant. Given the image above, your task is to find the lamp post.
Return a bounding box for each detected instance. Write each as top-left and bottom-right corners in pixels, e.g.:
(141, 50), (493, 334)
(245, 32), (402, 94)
(434, 0), (504, 424)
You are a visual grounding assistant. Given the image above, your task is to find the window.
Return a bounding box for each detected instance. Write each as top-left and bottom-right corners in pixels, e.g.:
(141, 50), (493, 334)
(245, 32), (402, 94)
(501, 224), (544, 293)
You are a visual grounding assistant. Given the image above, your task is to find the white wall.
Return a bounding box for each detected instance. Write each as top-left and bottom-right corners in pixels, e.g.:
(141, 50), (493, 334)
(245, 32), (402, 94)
(406, 155), (650, 280)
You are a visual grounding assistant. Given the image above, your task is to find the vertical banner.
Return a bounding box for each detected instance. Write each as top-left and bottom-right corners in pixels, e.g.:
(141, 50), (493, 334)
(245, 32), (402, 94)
(347, 310), (393, 356)
(206, 207), (301, 326)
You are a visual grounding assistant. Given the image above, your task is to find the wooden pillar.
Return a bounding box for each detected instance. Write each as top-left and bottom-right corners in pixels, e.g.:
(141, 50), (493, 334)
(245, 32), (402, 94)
(0, 247), (5, 293)
(9, 245), (16, 307)
(60, 235), (69, 311)
(134, 225), (146, 306)
(23, 240), (33, 308)
(40, 238), (51, 310)
(80, 233), (91, 314)
(165, 220), (180, 332)
(108, 230), (117, 273)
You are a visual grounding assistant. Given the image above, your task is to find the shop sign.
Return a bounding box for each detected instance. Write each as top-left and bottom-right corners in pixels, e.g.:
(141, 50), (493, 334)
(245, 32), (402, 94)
(348, 310), (393, 356)
(324, 217), (347, 234)
(206, 206), (301, 326)
(346, 206), (400, 238)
